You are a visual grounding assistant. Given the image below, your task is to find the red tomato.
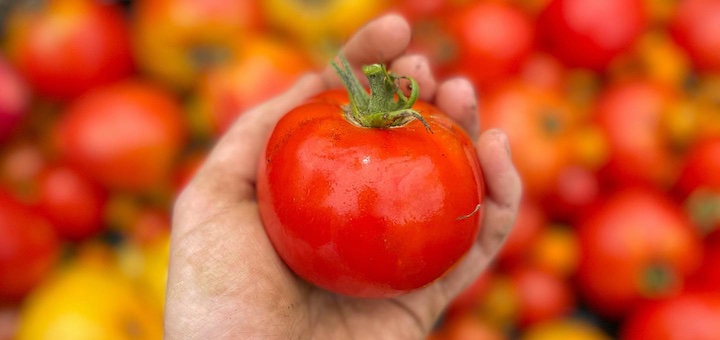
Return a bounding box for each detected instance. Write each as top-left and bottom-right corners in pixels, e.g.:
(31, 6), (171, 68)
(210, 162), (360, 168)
(437, 315), (507, 340)
(443, 2), (534, 88)
(36, 164), (107, 241)
(576, 188), (703, 319)
(0, 190), (60, 302)
(620, 293), (720, 340)
(481, 81), (578, 199)
(675, 137), (720, 197)
(686, 231), (720, 293)
(497, 198), (547, 267)
(257, 63), (484, 297)
(595, 79), (680, 189)
(509, 266), (575, 328)
(57, 79), (186, 192)
(542, 165), (602, 223)
(536, 0), (646, 70)
(670, 0), (720, 71)
(4, 0), (134, 100)
(0, 55), (29, 142)
(194, 37), (312, 136)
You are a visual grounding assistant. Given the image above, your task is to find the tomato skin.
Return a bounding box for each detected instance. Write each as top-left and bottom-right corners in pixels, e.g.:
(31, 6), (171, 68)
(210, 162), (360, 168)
(620, 293), (720, 340)
(595, 80), (680, 189)
(36, 164), (107, 242)
(57, 79), (186, 192)
(510, 266), (575, 328)
(537, 0), (646, 70)
(257, 90), (484, 297)
(0, 56), (30, 142)
(5, 0), (134, 100)
(0, 190), (60, 302)
(669, 0), (720, 71)
(576, 188), (703, 319)
(675, 137), (720, 197)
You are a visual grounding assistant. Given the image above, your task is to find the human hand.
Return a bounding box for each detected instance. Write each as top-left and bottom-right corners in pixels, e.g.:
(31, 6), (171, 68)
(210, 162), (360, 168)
(165, 14), (522, 340)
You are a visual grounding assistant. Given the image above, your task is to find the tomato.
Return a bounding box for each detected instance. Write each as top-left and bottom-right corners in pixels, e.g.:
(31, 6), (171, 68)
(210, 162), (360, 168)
(256, 61), (484, 297)
(541, 165), (602, 223)
(441, 2), (534, 89)
(481, 81), (578, 199)
(519, 52), (567, 93)
(56, 79), (186, 193)
(536, 0), (647, 71)
(676, 137), (720, 197)
(0, 142), (46, 200)
(436, 315), (507, 340)
(610, 31), (691, 88)
(0, 190), (60, 302)
(594, 79), (681, 189)
(525, 224), (579, 279)
(262, 0), (387, 60)
(497, 198), (547, 267)
(193, 37), (313, 137)
(0, 55), (29, 143)
(132, 0), (262, 91)
(576, 188), (703, 319)
(521, 319), (611, 340)
(620, 292), (720, 340)
(35, 164), (107, 242)
(670, 0), (720, 72)
(509, 266), (575, 328)
(686, 230), (720, 293)
(4, 0), (134, 100)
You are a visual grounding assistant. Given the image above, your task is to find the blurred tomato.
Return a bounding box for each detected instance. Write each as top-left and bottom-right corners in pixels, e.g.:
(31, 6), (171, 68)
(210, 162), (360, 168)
(262, 0), (387, 60)
(620, 292), (720, 340)
(610, 30), (691, 88)
(670, 0), (720, 72)
(595, 79), (681, 189)
(17, 260), (163, 340)
(0, 190), (60, 303)
(520, 52), (566, 93)
(576, 188), (703, 319)
(521, 319), (611, 340)
(676, 136), (720, 197)
(0, 142), (46, 199)
(536, 0), (646, 71)
(4, 0), (134, 100)
(542, 165), (602, 223)
(435, 314), (507, 340)
(497, 199), (547, 267)
(445, 271), (492, 320)
(193, 37), (312, 137)
(132, 0), (262, 91)
(526, 224), (579, 279)
(0, 55), (29, 143)
(35, 164), (107, 241)
(441, 1), (534, 89)
(687, 230), (720, 293)
(481, 81), (578, 198)
(56, 79), (186, 193)
(509, 266), (575, 328)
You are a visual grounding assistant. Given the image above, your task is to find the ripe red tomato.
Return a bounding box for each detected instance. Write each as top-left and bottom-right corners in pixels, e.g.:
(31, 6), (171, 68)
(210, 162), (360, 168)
(257, 62), (484, 297)
(0, 55), (29, 143)
(536, 0), (647, 70)
(442, 2), (534, 88)
(4, 0), (134, 100)
(594, 79), (680, 189)
(35, 164), (107, 241)
(481, 81), (577, 199)
(669, 0), (720, 71)
(0, 190), (60, 302)
(509, 266), (575, 328)
(675, 137), (720, 197)
(576, 188), (703, 319)
(686, 231), (720, 293)
(56, 79), (186, 192)
(620, 293), (720, 340)
(497, 199), (547, 267)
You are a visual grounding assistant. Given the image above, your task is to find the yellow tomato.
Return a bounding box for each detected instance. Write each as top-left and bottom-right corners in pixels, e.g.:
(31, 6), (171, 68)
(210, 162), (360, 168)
(521, 319), (611, 340)
(527, 225), (580, 279)
(262, 0), (388, 61)
(17, 261), (163, 340)
(118, 233), (170, 312)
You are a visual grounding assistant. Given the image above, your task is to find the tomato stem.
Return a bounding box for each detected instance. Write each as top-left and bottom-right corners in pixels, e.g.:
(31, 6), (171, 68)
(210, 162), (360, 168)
(331, 55), (431, 132)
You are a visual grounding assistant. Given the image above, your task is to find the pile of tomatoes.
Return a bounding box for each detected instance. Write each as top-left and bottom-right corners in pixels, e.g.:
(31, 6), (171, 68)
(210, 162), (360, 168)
(0, 0), (719, 338)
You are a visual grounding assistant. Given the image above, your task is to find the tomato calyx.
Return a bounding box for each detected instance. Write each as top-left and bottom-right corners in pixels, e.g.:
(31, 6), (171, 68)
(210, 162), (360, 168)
(685, 189), (720, 236)
(331, 55), (432, 132)
(640, 263), (677, 298)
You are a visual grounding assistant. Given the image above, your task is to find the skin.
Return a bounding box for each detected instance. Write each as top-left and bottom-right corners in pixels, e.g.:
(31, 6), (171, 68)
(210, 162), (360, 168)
(165, 14), (522, 340)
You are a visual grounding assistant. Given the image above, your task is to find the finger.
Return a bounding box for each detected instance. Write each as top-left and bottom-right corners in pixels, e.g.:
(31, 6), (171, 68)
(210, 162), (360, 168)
(178, 74), (327, 215)
(389, 54), (437, 102)
(321, 14), (412, 88)
(393, 129), (521, 331)
(435, 78), (480, 141)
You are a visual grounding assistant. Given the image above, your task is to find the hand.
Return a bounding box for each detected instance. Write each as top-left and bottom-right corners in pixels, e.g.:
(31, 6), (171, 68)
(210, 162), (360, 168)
(165, 14), (522, 340)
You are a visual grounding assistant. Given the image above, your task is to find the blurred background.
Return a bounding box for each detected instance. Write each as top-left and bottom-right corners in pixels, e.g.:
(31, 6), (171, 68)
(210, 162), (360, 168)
(1, 0), (719, 339)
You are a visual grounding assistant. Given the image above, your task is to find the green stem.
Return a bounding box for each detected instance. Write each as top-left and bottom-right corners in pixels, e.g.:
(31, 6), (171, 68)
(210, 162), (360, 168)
(331, 55), (431, 132)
